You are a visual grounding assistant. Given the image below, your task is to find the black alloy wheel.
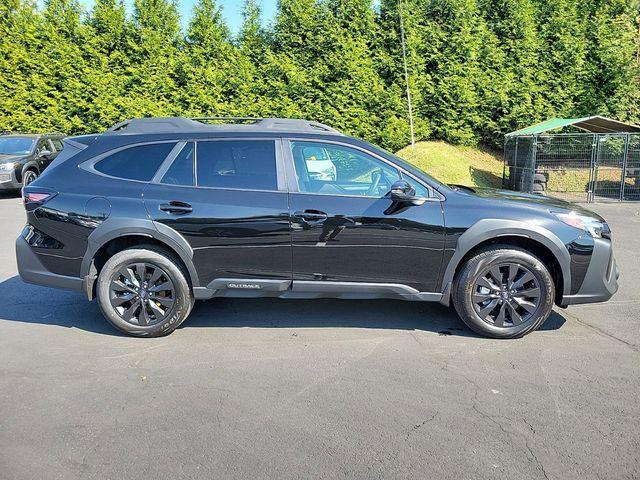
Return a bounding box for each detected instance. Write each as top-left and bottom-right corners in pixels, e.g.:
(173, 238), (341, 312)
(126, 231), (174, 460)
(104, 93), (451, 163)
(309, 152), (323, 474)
(109, 262), (176, 326)
(472, 263), (541, 328)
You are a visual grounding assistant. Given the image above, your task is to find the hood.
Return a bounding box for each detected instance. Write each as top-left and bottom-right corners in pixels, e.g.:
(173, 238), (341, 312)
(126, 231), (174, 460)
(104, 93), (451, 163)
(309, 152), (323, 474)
(0, 154), (26, 163)
(449, 185), (605, 221)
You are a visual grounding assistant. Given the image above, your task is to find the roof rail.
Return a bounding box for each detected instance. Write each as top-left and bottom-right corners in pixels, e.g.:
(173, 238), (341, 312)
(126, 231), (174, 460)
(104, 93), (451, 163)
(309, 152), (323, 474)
(105, 117), (343, 135)
(1, 131), (65, 136)
(254, 118), (342, 134)
(192, 117), (262, 124)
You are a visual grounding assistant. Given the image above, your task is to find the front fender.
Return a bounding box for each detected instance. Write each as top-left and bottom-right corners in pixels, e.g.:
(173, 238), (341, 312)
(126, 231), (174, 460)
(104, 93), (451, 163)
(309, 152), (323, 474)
(440, 219), (572, 302)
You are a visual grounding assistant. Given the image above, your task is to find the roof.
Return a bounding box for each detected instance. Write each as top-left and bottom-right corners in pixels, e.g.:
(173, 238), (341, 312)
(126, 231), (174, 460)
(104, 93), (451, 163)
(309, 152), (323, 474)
(105, 117), (343, 136)
(506, 116), (640, 136)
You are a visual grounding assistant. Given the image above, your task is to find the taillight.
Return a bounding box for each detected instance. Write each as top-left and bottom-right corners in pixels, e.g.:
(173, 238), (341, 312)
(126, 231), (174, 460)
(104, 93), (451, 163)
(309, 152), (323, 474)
(24, 192), (51, 203)
(22, 187), (57, 211)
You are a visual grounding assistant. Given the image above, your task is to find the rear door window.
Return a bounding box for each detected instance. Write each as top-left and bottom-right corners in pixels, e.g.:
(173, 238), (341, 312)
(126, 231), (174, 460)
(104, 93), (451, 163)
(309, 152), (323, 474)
(95, 143), (177, 181)
(196, 140), (277, 190)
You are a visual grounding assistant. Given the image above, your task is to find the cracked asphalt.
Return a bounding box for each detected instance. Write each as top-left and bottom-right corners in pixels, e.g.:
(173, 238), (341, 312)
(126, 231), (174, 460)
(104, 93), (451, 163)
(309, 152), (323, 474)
(0, 193), (638, 480)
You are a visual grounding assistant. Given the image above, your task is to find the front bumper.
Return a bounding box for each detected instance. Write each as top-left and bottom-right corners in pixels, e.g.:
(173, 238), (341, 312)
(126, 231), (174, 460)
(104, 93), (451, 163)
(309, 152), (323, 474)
(16, 236), (83, 291)
(561, 237), (619, 306)
(0, 168), (21, 189)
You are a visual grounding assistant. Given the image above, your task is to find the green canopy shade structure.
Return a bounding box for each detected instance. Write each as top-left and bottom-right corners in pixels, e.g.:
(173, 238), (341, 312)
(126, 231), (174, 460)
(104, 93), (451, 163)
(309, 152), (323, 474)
(507, 116), (640, 136)
(503, 116), (640, 202)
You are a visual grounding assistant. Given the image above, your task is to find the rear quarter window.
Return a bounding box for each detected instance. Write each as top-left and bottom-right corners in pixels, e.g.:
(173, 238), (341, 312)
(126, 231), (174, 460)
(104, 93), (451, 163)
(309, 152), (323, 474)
(95, 143), (176, 181)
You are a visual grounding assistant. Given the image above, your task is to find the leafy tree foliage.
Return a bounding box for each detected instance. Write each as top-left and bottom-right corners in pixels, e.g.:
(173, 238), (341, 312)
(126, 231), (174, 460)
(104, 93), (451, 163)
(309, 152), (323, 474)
(0, 0), (638, 150)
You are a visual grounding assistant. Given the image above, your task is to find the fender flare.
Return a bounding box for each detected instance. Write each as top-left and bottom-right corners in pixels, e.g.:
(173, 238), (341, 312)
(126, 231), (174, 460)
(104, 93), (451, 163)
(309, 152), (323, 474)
(440, 219), (572, 301)
(80, 218), (200, 287)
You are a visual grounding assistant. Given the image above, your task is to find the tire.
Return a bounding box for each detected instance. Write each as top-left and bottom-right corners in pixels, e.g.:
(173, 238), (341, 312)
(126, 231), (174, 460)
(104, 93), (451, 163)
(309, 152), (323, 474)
(533, 173), (547, 183)
(452, 246), (555, 339)
(96, 245), (194, 337)
(22, 169), (38, 186)
(532, 182), (545, 193)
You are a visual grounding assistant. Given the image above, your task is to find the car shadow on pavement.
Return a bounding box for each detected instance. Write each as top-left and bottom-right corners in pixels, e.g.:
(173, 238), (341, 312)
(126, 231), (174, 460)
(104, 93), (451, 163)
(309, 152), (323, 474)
(0, 190), (21, 199)
(0, 275), (566, 338)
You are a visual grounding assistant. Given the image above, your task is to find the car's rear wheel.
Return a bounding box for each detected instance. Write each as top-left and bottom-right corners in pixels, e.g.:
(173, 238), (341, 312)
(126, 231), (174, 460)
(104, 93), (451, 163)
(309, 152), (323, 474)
(96, 246), (193, 337)
(452, 246), (555, 338)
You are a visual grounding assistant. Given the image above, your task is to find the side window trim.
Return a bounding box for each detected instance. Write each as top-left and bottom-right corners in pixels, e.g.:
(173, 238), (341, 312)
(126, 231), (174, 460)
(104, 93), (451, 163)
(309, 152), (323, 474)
(151, 141), (188, 183)
(283, 138), (437, 199)
(79, 140), (180, 183)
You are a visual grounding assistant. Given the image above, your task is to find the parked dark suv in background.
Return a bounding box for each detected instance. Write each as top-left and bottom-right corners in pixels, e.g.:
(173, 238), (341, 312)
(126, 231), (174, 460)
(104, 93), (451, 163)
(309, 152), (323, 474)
(15, 118), (619, 338)
(0, 133), (65, 190)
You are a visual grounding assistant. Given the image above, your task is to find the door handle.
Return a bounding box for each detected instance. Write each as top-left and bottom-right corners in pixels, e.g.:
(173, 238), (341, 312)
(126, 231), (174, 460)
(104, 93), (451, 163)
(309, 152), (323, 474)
(294, 210), (328, 221)
(159, 201), (192, 214)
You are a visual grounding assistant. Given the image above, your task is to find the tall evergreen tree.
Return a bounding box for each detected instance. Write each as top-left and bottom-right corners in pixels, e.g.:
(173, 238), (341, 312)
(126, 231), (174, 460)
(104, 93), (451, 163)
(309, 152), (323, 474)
(535, 0), (587, 116)
(124, 0), (182, 117)
(481, 0), (548, 139)
(582, 0), (639, 122)
(1, 0), (638, 147)
(179, 0), (255, 116)
(82, 0), (131, 130)
(35, 0), (90, 132)
(319, 0), (409, 148)
(0, 0), (41, 131)
(411, 0), (506, 145)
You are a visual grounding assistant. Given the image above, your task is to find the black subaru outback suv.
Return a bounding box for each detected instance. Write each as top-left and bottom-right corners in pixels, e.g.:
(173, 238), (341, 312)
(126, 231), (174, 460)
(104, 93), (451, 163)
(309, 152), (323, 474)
(0, 133), (65, 190)
(16, 118), (619, 338)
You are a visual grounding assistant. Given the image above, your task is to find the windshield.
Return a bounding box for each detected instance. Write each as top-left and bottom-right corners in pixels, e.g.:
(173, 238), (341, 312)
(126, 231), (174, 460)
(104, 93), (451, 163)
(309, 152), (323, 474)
(0, 137), (35, 155)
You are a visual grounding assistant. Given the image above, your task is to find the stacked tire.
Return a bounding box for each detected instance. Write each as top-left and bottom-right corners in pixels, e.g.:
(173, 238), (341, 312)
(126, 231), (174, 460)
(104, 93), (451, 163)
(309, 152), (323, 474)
(532, 172), (547, 194)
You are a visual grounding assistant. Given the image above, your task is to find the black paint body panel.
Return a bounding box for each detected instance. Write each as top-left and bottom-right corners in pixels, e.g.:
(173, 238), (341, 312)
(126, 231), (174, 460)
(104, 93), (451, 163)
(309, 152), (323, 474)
(289, 193), (444, 291)
(143, 183), (292, 286)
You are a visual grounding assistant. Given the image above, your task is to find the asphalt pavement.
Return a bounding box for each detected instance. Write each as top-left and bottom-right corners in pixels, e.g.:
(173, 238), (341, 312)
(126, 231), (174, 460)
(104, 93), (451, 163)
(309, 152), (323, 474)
(0, 191), (638, 480)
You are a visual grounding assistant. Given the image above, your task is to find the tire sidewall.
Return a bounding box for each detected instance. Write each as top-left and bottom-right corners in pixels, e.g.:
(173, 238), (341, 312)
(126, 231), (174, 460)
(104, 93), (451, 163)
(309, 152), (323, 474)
(454, 248), (555, 339)
(97, 248), (191, 337)
(23, 170), (38, 186)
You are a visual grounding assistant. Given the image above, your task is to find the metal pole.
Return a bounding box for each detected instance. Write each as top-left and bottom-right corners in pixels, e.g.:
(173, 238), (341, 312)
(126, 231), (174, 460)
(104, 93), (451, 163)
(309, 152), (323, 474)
(513, 137), (519, 190)
(591, 134), (601, 203)
(502, 138), (508, 188)
(398, 0), (415, 147)
(621, 133), (630, 201)
(530, 135), (538, 194)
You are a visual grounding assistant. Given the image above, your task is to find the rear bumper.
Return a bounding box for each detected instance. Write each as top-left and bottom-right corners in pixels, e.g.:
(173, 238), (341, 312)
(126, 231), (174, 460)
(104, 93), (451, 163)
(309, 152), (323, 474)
(561, 237), (619, 306)
(15, 236), (83, 291)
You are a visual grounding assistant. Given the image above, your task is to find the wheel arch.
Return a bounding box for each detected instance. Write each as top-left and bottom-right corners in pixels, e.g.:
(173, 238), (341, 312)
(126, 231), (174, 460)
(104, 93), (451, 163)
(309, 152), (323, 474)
(81, 219), (199, 299)
(19, 161), (40, 182)
(440, 219), (571, 306)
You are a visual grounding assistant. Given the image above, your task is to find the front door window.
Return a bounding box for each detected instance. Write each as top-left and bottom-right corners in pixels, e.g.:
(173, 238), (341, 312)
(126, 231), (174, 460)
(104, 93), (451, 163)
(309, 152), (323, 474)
(291, 141), (402, 197)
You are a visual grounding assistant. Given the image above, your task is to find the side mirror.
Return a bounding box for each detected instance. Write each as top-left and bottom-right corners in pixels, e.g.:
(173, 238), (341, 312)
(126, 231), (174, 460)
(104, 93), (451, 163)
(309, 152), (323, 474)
(388, 180), (426, 206)
(38, 150), (52, 159)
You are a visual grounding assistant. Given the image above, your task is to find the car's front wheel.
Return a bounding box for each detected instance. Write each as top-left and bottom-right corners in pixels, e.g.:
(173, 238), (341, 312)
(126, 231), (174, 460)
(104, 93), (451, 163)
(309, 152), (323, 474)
(22, 169), (38, 186)
(96, 245), (193, 337)
(452, 246), (555, 338)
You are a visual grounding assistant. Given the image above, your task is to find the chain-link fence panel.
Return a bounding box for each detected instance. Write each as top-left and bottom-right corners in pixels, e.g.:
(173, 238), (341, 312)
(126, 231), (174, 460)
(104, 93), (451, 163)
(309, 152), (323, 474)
(503, 133), (639, 203)
(534, 135), (594, 202)
(623, 134), (640, 201)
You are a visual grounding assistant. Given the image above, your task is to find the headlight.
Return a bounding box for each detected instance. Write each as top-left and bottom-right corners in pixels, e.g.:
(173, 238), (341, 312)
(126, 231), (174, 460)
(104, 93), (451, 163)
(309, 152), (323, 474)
(552, 211), (611, 239)
(0, 162), (18, 171)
